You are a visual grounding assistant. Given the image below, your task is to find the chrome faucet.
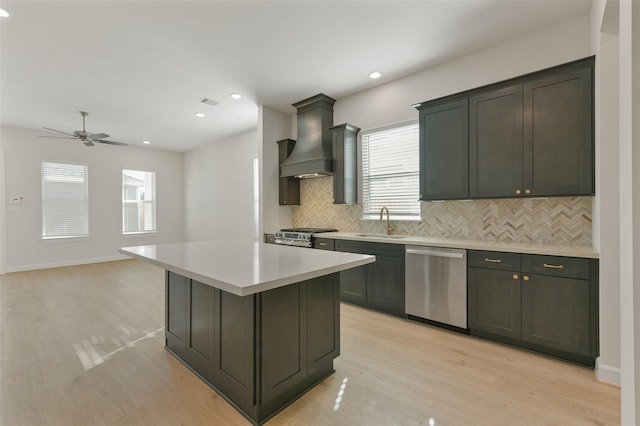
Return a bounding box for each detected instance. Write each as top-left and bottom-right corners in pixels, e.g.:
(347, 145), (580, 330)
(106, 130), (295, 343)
(379, 206), (393, 235)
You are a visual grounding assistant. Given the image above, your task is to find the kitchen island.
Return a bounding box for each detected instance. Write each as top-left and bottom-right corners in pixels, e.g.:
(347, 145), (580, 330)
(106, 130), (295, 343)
(119, 240), (375, 425)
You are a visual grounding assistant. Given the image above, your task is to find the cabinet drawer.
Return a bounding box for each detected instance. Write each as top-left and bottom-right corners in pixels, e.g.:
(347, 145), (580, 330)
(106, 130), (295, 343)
(521, 254), (590, 280)
(468, 250), (521, 271)
(335, 239), (404, 258)
(313, 238), (335, 250)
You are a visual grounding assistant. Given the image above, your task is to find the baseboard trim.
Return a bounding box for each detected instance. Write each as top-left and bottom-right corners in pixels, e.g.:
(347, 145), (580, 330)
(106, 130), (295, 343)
(3, 254), (132, 273)
(596, 360), (621, 386)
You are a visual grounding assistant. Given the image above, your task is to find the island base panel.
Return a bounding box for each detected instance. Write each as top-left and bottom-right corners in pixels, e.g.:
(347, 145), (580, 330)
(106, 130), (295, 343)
(165, 270), (340, 425)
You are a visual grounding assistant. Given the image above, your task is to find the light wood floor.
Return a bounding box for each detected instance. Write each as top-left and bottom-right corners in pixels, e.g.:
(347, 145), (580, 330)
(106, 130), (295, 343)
(1, 260), (620, 425)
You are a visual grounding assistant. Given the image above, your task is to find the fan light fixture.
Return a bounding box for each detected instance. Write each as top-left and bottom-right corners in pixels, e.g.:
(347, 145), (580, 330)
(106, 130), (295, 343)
(369, 71), (381, 79)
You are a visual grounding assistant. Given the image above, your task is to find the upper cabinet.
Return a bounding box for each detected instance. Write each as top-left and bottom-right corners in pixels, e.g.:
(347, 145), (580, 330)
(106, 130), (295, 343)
(469, 85), (523, 198)
(522, 66), (593, 197)
(331, 123), (360, 205)
(418, 98), (469, 200)
(277, 139), (300, 206)
(417, 56), (594, 201)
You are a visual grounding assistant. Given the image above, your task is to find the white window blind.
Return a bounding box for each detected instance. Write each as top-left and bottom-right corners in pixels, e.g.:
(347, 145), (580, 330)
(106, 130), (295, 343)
(122, 169), (156, 233)
(42, 161), (89, 238)
(362, 122), (420, 218)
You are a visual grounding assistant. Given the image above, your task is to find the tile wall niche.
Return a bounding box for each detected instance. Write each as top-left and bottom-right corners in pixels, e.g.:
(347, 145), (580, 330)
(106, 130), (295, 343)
(291, 176), (593, 245)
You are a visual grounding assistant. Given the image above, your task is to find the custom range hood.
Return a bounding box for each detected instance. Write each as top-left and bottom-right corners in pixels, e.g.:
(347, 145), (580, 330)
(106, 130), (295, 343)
(280, 93), (336, 178)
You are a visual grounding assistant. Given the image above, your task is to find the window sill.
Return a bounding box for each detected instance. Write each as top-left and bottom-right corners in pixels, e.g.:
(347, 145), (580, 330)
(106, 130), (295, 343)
(41, 235), (91, 242)
(122, 231), (158, 237)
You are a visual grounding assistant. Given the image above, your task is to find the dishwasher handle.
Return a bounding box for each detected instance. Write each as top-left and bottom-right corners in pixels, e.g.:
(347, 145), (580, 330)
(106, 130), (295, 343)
(406, 247), (466, 259)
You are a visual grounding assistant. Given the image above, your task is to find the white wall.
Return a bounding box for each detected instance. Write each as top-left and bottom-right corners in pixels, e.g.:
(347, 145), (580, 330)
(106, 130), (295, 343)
(591, 0), (622, 386)
(1, 125), (184, 272)
(334, 14), (591, 130)
(618, 0), (640, 422)
(258, 106), (295, 236)
(183, 128), (258, 242)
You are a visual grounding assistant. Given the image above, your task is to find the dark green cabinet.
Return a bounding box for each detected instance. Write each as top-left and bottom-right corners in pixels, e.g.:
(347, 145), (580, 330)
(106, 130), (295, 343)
(468, 250), (598, 366)
(331, 123), (360, 205)
(165, 271), (340, 424)
(418, 56), (594, 201)
(468, 267), (522, 340)
(366, 255), (404, 313)
(277, 139), (300, 205)
(523, 66), (593, 196)
(418, 98), (469, 200)
(469, 85), (524, 198)
(335, 240), (405, 316)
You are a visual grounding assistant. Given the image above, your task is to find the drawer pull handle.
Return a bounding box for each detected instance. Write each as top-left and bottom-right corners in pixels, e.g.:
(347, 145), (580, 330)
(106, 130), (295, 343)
(523, 275), (530, 281)
(484, 258), (503, 263)
(543, 263), (564, 270)
(319, 242), (328, 246)
(513, 274), (519, 280)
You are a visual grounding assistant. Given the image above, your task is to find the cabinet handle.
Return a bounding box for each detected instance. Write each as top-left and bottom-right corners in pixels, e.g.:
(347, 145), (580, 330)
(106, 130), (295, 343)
(543, 263), (564, 270)
(515, 189), (522, 195)
(484, 258), (503, 263)
(318, 242), (328, 247)
(525, 189), (531, 194)
(523, 275), (530, 281)
(513, 274), (519, 280)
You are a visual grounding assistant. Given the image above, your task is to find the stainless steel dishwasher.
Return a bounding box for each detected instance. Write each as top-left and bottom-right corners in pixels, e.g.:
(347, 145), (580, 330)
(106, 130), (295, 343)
(405, 246), (468, 330)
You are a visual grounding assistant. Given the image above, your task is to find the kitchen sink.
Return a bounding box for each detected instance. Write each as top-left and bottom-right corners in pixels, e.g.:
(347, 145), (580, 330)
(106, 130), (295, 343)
(354, 234), (408, 239)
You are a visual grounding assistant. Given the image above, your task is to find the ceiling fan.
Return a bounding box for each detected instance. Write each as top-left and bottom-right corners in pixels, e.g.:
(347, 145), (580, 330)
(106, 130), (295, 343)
(40, 111), (128, 147)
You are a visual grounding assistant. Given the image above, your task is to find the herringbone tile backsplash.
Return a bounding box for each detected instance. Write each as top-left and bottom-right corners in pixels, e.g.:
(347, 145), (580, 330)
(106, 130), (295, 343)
(291, 176), (592, 245)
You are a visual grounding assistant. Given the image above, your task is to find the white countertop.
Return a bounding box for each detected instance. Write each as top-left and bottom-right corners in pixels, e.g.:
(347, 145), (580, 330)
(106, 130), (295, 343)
(317, 232), (599, 259)
(119, 240), (375, 296)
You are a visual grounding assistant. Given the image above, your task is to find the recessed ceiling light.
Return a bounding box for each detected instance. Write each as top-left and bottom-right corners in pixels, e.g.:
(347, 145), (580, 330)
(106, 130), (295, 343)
(230, 93), (242, 100)
(369, 71), (381, 79)
(195, 112), (205, 118)
(0, 8), (9, 18)
(143, 140), (150, 145)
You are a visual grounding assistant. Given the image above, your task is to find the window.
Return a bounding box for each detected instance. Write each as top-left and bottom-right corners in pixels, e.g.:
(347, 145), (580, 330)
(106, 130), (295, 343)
(122, 169), (156, 233)
(42, 161), (89, 238)
(362, 121), (420, 219)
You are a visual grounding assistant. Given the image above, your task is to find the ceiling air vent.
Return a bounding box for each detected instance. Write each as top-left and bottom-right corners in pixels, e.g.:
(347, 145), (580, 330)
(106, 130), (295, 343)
(199, 97), (219, 107)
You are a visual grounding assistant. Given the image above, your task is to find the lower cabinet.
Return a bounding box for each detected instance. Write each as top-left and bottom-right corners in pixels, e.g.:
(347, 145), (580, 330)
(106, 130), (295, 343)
(468, 250), (598, 366)
(334, 240), (405, 316)
(165, 270), (340, 423)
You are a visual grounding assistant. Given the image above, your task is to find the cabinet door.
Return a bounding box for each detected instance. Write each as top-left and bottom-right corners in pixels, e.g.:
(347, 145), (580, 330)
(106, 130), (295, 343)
(166, 271), (188, 357)
(213, 290), (255, 412)
(523, 67), (593, 196)
(331, 123), (359, 205)
(339, 265), (367, 304)
(521, 274), (592, 356)
(366, 256), (405, 315)
(184, 280), (216, 381)
(277, 139), (300, 205)
(419, 98), (469, 200)
(469, 86), (524, 198)
(468, 267), (521, 339)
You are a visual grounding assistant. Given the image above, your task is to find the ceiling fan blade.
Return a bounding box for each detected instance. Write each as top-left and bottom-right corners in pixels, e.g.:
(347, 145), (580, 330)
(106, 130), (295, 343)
(83, 140), (94, 147)
(39, 135), (78, 139)
(43, 127), (76, 137)
(96, 140), (128, 146)
(89, 133), (109, 140)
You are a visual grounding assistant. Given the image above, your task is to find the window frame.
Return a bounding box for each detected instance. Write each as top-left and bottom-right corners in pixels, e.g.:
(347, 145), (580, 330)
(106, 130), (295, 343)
(122, 168), (157, 235)
(360, 120), (421, 221)
(41, 160), (90, 240)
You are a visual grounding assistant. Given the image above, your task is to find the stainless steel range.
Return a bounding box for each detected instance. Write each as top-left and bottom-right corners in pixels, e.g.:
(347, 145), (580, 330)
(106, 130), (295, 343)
(273, 228), (337, 248)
